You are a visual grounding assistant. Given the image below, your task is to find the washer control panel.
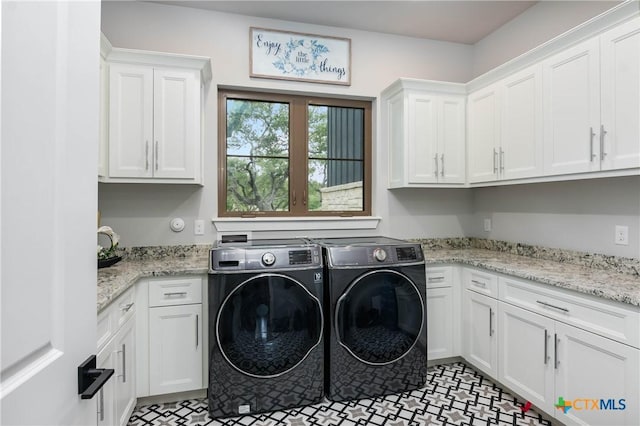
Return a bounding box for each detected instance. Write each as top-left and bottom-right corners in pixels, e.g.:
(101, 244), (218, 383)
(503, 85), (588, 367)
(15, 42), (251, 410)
(210, 244), (322, 271)
(325, 243), (424, 267)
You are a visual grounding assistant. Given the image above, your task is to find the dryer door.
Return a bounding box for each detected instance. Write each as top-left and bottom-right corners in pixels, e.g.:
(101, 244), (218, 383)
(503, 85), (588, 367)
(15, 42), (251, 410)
(336, 269), (424, 365)
(216, 273), (323, 378)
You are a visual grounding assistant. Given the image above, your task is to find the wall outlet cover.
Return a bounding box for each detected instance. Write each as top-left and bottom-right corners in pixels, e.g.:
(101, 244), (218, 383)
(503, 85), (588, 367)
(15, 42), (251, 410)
(484, 218), (492, 232)
(615, 225), (629, 245)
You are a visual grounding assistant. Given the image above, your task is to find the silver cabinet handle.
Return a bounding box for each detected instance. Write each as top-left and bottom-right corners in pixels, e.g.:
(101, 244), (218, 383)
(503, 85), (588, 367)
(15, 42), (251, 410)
(536, 300), (569, 313)
(434, 154), (439, 177)
(117, 343), (126, 382)
(554, 334), (559, 369)
(590, 127), (596, 161)
(440, 153), (444, 177)
(499, 148), (504, 173)
(164, 292), (187, 297)
(471, 279), (486, 288)
(600, 124), (607, 159)
(196, 314), (199, 348)
(119, 302), (134, 312)
(98, 388), (104, 422)
(490, 307), (495, 336)
(429, 276), (445, 281)
(544, 329), (548, 365)
(155, 140), (159, 171)
(145, 141), (149, 170)
(493, 148), (498, 174)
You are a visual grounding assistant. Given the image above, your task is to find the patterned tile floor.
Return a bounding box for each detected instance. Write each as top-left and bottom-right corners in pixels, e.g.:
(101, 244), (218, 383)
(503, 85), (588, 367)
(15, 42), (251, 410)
(128, 362), (553, 426)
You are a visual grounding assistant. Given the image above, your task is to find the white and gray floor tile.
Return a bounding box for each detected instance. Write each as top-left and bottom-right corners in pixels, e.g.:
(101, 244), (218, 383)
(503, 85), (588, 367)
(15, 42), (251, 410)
(127, 362), (553, 426)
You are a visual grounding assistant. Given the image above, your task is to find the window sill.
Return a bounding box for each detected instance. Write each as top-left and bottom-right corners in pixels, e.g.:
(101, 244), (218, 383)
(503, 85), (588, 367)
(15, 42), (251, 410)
(212, 216), (381, 232)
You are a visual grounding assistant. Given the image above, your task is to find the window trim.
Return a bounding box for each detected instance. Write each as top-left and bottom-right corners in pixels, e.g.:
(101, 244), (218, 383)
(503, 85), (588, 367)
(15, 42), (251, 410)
(218, 89), (372, 217)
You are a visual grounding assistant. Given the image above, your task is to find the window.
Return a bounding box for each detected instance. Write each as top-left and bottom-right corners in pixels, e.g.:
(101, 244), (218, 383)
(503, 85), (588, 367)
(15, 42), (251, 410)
(218, 90), (371, 217)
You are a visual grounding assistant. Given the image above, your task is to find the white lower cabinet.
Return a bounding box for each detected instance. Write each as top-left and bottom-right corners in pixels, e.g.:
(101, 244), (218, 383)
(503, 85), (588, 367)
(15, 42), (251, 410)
(462, 288), (498, 378)
(96, 287), (136, 426)
(149, 303), (203, 395)
(426, 266), (460, 361)
(498, 301), (639, 426)
(136, 276), (205, 398)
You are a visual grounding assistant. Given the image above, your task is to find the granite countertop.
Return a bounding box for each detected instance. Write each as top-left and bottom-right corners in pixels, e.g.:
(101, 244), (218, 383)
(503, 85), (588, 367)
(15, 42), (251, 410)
(97, 242), (640, 313)
(425, 248), (640, 307)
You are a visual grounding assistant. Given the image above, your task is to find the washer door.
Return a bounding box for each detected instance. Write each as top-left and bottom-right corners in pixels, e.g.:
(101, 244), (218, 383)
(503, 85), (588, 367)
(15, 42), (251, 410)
(336, 269), (424, 365)
(216, 273), (323, 378)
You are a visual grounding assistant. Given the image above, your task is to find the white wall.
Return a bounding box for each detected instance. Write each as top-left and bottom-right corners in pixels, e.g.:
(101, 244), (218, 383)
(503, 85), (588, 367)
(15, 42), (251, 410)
(472, 1), (620, 77)
(469, 177), (640, 258)
(99, 0), (474, 246)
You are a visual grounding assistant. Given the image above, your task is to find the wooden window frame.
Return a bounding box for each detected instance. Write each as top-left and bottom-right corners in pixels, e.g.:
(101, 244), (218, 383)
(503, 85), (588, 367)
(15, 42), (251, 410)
(218, 89), (372, 217)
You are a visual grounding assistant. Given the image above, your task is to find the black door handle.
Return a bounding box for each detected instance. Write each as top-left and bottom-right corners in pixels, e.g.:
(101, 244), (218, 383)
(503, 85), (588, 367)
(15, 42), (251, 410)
(78, 355), (114, 400)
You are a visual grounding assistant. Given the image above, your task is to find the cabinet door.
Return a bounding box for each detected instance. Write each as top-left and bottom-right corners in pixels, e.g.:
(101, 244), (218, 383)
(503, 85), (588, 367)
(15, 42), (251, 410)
(96, 343), (116, 426)
(554, 322), (639, 426)
(500, 64), (544, 180)
(543, 38), (601, 175)
(427, 287), (454, 361)
(462, 290), (498, 377)
(114, 317), (136, 426)
(468, 85), (500, 183)
(98, 57), (108, 178)
(600, 17), (640, 171)
(108, 63), (153, 178)
(149, 303), (203, 395)
(438, 95), (466, 183)
(153, 69), (200, 180)
(498, 302), (555, 412)
(407, 92), (438, 183)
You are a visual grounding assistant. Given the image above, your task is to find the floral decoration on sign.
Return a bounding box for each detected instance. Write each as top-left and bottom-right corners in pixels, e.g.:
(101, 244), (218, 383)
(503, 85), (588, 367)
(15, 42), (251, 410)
(272, 38), (330, 77)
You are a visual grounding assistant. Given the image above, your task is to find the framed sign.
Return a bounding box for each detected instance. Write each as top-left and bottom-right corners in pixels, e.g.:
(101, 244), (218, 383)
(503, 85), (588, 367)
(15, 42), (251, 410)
(250, 27), (351, 86)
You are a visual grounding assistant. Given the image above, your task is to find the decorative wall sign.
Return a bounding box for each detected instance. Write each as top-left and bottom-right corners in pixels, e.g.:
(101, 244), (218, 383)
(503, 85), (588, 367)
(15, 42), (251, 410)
(250, 27), (351, 86)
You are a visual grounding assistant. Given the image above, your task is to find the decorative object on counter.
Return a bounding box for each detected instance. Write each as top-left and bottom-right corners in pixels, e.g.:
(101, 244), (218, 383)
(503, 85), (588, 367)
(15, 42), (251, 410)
(250, 27), (351, 85)
(97, 225), (121, 268)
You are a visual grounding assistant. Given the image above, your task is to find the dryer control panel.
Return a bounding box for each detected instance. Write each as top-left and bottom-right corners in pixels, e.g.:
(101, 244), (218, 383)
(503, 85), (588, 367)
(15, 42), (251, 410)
(210, 244), (322, 272)
(325, 243), (424, 268)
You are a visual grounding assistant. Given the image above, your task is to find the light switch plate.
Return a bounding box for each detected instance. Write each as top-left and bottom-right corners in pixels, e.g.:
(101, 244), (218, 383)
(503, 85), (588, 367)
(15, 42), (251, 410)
(194, 219), (205, 236)
(484, 218), (492, 232)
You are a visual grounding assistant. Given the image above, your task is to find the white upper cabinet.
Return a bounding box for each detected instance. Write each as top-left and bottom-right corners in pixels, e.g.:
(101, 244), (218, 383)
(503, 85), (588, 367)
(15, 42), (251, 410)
(600, 17), (640, 171)
(384, 79), (466, 188)
(543, 38), (601, 176)
(101, 45), (211, 184)
(543, 16), (640, 177)
(468, 64), (543, 183)
(500, 65), (544, 180)
(467, 84), (501, 183)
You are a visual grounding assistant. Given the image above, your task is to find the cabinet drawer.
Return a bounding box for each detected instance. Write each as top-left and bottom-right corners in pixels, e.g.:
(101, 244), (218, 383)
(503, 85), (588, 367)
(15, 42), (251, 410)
(426, 266), (453, 288)
(463, 268), (498, 298)
(149, 277), (202, 307)
(114, 286), (136, 328)
(499, 276), (640, 348)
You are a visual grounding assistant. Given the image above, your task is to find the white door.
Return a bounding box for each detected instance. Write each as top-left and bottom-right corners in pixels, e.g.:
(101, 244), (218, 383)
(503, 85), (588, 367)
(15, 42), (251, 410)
(543, 38), (601, 175)
(462, 290), (498, 377)
(600, 17), (640, 171)
(427, 287), (454, 360)
(467, 85), (500, 183)
(500, 64), (544, 180)
(498, 302), (555, 413)
(153, 69), (200, 180)
(407, 92), (438, 183)
(149, 304), (203, 395)
(554, 323), (639, 426)
(439, 95), (466, 184)
(109, 63), (153, 178)
(1, 2), (101, 425)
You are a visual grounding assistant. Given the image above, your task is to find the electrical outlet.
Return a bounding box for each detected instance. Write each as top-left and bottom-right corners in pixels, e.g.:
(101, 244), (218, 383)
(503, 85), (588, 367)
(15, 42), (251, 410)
(484, 218), (492, 232)
(615, 225), (629, 245)
(194, 219), (205, 236)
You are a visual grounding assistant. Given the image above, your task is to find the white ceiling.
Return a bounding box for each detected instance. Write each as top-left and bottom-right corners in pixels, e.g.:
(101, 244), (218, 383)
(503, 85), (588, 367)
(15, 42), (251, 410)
(153, 1), (539, 45)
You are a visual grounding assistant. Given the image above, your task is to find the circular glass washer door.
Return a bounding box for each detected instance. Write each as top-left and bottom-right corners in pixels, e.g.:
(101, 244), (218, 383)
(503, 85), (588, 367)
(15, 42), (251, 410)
(336, 269), (424, 365)
(216, 273), (323, 378)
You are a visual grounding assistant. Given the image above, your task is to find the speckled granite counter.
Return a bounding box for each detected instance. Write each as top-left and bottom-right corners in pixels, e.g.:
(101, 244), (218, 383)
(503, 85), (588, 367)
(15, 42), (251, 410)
(425, 248), (640, 307)
(97, 249), (209, 313)
(97, 240), (640, 313)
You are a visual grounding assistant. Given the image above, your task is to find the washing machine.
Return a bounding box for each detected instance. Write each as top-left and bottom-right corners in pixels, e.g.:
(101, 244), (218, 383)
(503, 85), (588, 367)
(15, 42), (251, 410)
(208, 238), (324, 419)
(314, 236), (427, 402)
